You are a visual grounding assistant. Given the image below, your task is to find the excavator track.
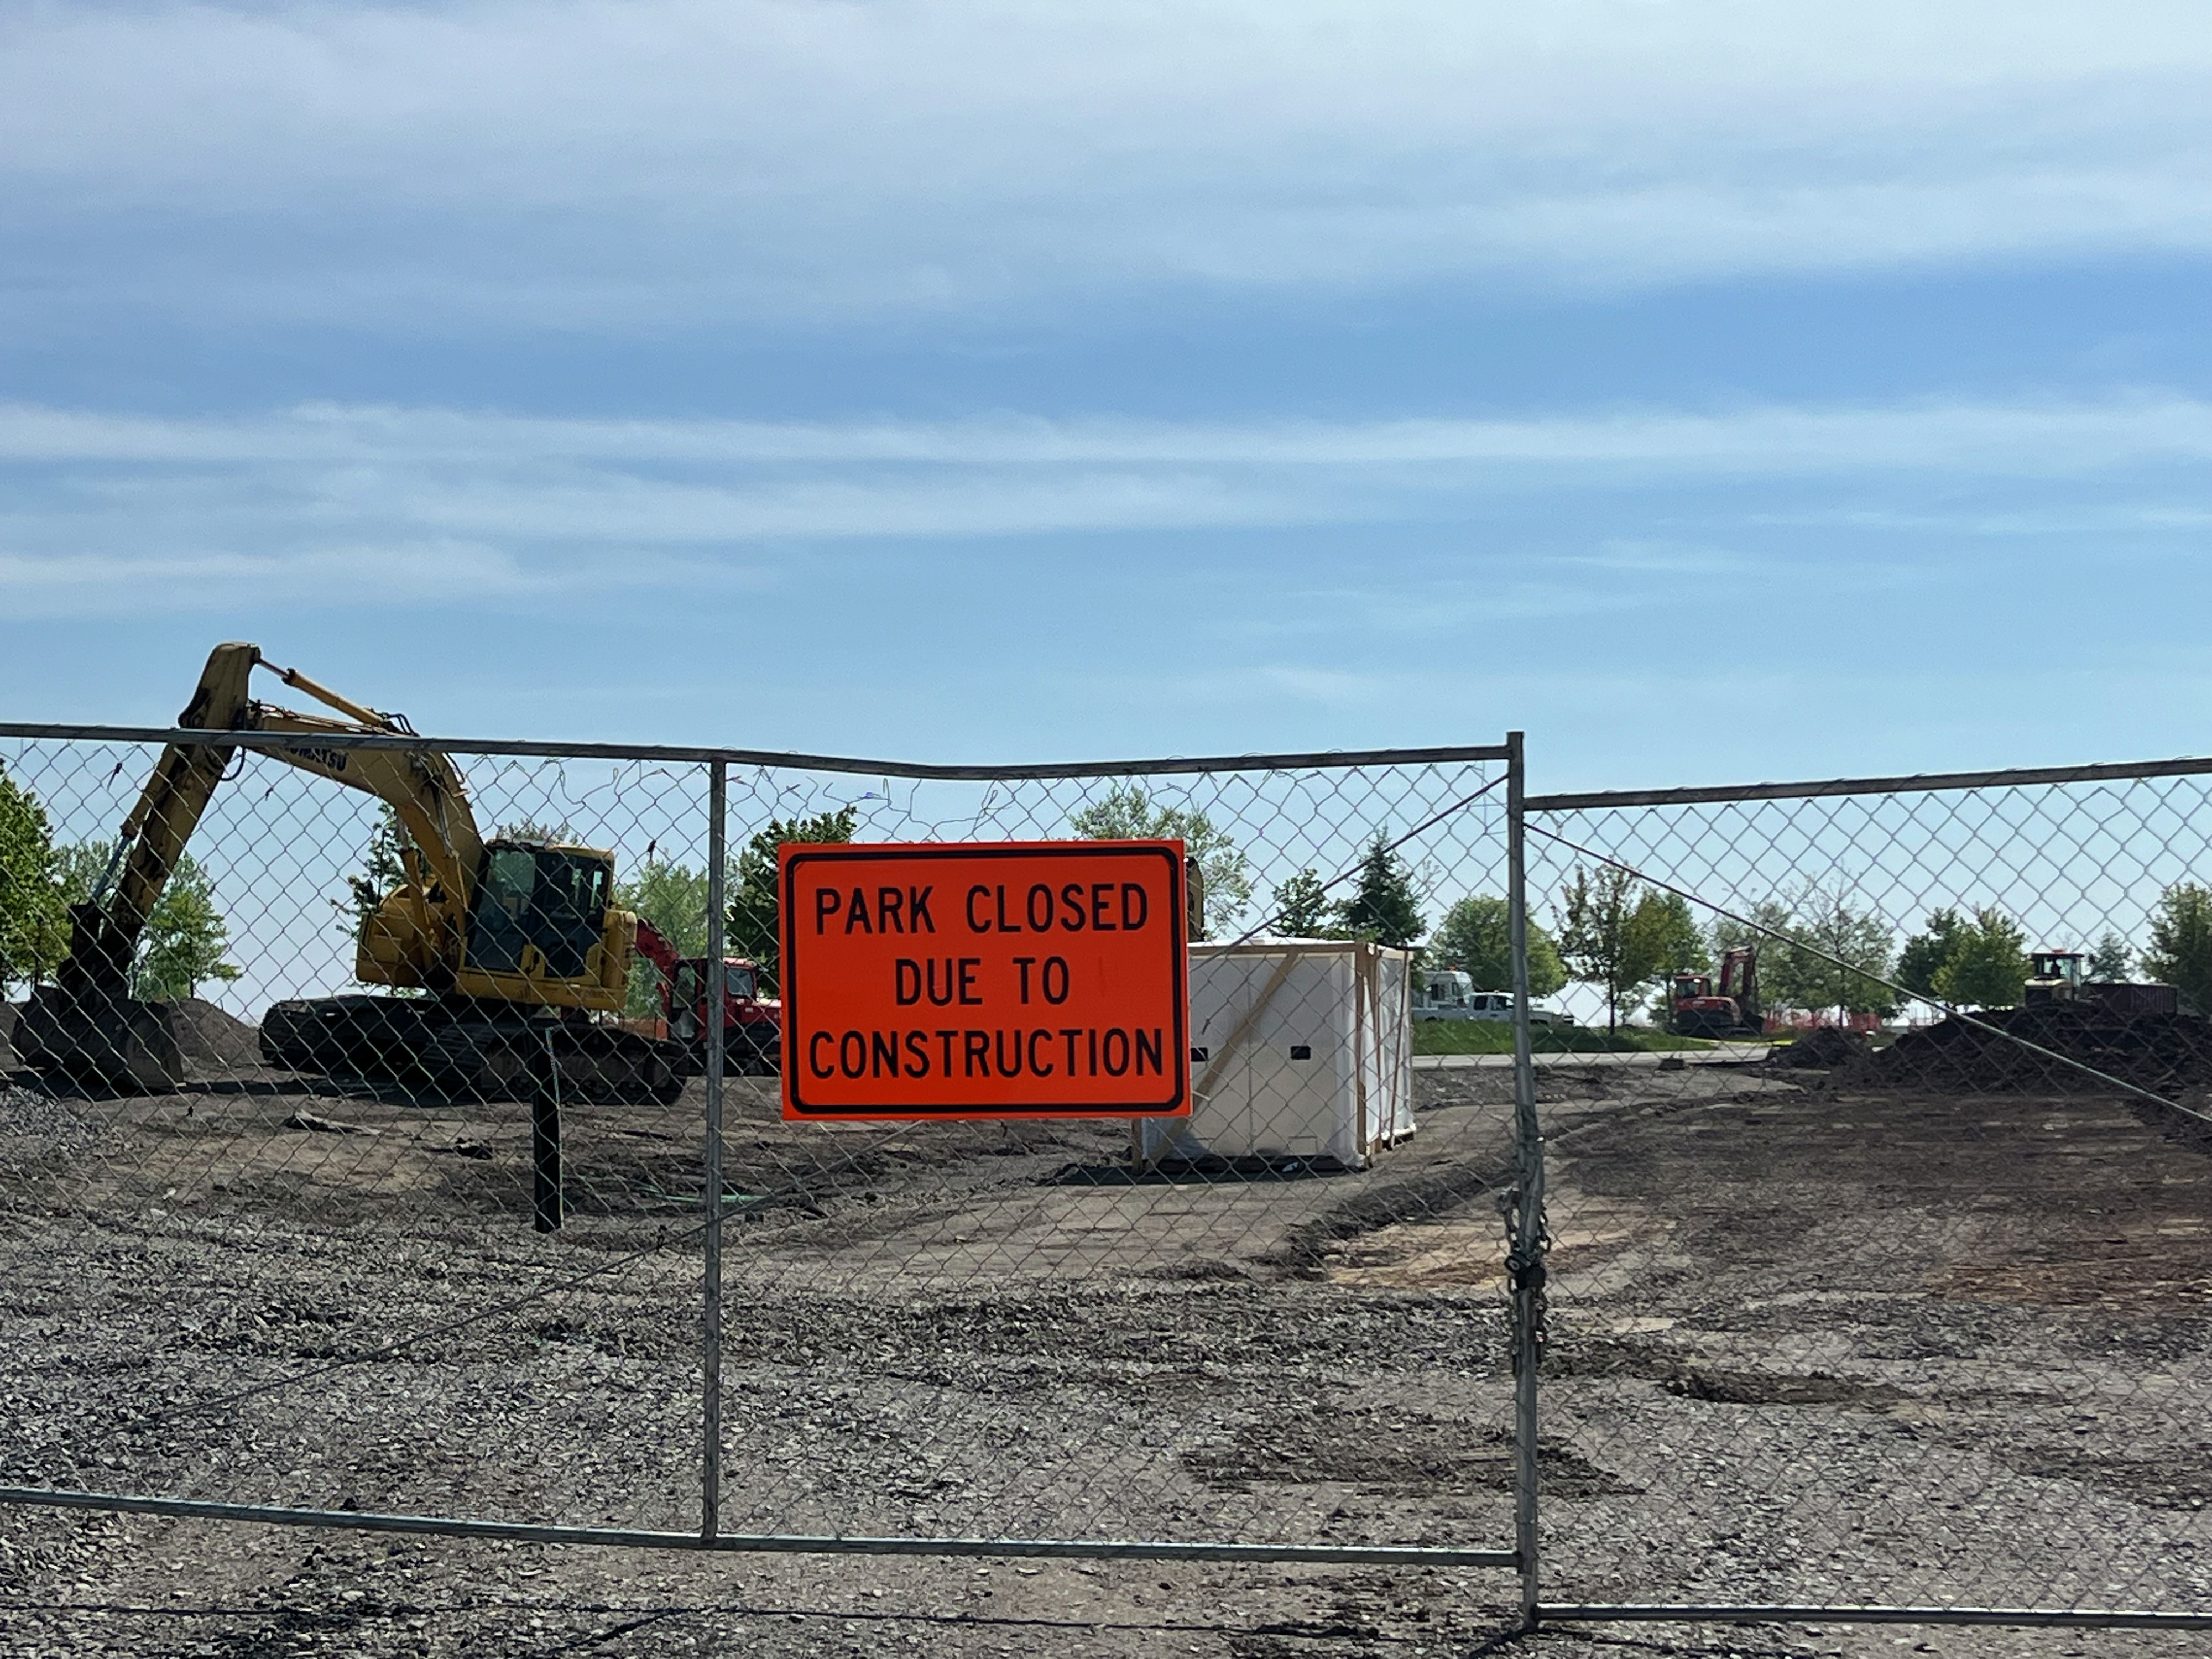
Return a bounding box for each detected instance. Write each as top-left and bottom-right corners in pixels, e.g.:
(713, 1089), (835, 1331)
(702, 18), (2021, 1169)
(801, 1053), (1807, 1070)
(261, 995), (686, 1107)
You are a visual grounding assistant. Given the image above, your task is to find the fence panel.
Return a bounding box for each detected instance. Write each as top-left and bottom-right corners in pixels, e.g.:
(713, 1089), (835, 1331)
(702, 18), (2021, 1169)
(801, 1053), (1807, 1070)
(0, 731), (1525, 1594)
(696, 753), (1521, 1556)
(0, 737), (716, 1545)
(1521, 766), (2212, 1635)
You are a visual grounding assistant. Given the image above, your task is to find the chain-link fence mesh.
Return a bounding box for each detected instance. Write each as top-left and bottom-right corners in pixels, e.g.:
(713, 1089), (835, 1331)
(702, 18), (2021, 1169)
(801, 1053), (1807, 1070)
(1521, 764), (2212, 1633)
(20, 721), (2212, 1643)
(698, 756), (1516, 1556)
(0, 730), (1520, 1582)
(0, 737), (717, 1547)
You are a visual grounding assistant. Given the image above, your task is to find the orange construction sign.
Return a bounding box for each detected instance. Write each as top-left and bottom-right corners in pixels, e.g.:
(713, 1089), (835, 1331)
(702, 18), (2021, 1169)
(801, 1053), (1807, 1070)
(778, 840), (1191, 1121)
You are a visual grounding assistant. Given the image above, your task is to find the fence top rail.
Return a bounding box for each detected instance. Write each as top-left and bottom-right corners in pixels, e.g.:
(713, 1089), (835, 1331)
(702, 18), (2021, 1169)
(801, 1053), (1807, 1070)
(1526, 753), (2212, 813)
(0, 722), (1512, 781)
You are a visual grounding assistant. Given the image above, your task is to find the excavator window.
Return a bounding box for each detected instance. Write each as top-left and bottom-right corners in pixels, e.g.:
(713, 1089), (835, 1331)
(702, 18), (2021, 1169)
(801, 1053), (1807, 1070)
(466, 844), (611, 979)
(671, 962), (704, 1040)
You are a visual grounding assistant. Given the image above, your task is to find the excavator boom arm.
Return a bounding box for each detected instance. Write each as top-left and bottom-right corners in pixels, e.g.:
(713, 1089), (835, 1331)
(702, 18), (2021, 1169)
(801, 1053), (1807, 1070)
(68, 643), (482, 984)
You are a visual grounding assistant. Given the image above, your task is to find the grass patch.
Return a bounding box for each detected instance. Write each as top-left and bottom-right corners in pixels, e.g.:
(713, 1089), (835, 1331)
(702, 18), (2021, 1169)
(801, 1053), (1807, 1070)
(1412, 1021), (1720, 1056)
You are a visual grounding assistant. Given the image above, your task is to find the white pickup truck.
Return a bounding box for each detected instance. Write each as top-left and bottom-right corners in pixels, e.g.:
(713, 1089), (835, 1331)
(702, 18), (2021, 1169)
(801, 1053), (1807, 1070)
(1412, 969), (1574, 1025)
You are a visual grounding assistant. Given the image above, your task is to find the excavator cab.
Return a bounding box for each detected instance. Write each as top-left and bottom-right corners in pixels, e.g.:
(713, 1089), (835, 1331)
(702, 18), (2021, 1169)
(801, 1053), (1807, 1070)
(2025, 951), (2085, 1005)
(463, 842), (614, 980)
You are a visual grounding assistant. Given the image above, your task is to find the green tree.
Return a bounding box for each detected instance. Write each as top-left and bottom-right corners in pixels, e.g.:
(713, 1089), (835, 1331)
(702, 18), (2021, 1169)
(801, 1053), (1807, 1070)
(615, 854), (717, 1017)
(2142, 883), (2212, 1014)
(1334, 834), (1425, 950)
(1714, 888), (1893, 1018)
(1269, 868), (1338, 938)
(0, 760), (67, 992)
(1625, 890), (1710, 1025)
(47, 839), (241, 1001)
(49, 839), (113, 907)
(341, 804), (413, 936)
(1932, 907), (2029, 1009)
(135, 853), (243, 1000)
(727, 806), (858, 993)
(1787, 883), (1897, 1018)
(1712, 900), (1799, 972)
(1558, 865), (1655, 1032)
(2088, 930), (2133, 983)
(1896, 908), (1965, 1001)
(498, 817), (576, 843)
(1428, 894), (1568, 998)
(1067, 786), (1251, 941)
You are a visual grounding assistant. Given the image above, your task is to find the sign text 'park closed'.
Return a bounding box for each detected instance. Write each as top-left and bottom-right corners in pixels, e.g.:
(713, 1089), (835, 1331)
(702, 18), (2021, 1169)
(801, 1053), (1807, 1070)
(779, 841), (1190, 1120)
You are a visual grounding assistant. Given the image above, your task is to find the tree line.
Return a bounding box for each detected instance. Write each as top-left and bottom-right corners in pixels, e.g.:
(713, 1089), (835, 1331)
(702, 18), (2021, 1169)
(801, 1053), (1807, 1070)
(24, 750), (2212, 1036)
(618, 784), (2212, 1035)
(1444, 870), (2212, 1032)
(611, 785), (1427, 1014)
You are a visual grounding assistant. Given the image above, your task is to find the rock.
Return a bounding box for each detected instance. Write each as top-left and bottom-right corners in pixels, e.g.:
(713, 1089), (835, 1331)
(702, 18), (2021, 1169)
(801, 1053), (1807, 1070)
(280, 1109), (380, 1136)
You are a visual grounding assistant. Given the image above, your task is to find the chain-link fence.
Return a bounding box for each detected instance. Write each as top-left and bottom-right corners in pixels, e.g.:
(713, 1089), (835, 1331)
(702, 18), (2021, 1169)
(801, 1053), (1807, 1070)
(0, 719), (1526, 1617)
(15, 715), (2212, 1647)
(1520, 758), (2212, 1640)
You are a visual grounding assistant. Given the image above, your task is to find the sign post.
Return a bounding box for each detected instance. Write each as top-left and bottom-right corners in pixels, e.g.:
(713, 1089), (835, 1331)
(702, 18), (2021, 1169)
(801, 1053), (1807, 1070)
(779, 840), (1191, 1121)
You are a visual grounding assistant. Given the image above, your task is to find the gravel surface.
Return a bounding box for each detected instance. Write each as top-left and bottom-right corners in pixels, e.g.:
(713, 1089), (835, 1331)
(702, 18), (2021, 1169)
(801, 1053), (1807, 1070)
(1, 1050), (2208, 1656)
(0, 1085), (98, 1172)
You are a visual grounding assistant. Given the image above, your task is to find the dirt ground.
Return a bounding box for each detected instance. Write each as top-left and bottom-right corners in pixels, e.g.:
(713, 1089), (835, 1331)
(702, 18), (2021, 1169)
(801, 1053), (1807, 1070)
(4, 1026), (2212, 1657)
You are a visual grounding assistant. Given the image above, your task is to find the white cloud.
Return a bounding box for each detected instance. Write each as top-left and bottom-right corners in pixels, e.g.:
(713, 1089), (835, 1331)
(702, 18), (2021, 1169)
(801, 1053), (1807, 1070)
(6, 392), (2211, 473)
(0, 2), (2206, 325)
(0, 541), (549, 612)
(1, 389), (2205, 615)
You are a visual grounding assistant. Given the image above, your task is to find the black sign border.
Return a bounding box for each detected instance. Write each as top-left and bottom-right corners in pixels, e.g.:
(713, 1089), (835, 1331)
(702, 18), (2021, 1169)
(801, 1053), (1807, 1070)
(780, 842), (1190, 1119)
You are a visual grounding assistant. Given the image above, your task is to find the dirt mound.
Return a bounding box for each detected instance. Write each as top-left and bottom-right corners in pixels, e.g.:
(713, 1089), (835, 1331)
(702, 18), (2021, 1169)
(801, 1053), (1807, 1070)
(163, 998), (262, 1073)
(1771, 1027), (1874, 1070)
(1, 997), (258, 1080)
(1881, 1004), (2212, 1096)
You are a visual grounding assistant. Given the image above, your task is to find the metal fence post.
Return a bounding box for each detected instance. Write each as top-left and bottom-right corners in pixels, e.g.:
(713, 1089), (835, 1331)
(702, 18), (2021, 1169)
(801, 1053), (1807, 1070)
(1506, 731), (1545, 1629)
(702, 759), (727, 1540)
(531, 1030), (564, 1234)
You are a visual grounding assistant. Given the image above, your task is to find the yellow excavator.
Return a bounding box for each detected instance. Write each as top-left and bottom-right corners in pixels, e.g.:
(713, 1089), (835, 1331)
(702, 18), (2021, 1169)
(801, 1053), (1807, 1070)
(19, 643), (685, 1103)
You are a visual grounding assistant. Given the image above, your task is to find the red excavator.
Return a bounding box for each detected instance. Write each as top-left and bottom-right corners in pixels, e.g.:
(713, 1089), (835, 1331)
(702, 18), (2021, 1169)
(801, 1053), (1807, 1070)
(1670, 947), (1764, 1039)
(632, 920), (783, 1074)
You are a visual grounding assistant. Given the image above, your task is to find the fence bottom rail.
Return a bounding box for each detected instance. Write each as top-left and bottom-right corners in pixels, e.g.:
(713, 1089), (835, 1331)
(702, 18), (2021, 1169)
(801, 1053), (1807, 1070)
(0, 1486), (1519, 1568)
(1539, 1604), (2212, 1631)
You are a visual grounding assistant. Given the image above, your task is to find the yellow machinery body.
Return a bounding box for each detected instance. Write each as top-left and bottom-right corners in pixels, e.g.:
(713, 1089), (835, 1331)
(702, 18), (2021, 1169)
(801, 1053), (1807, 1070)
(20, 642), (674, 1098)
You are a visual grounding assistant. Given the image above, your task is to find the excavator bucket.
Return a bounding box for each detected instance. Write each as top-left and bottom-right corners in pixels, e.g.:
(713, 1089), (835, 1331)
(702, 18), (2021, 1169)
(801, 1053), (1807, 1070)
(18, 986), (186, 1091)
(15, 903), (186, 1090)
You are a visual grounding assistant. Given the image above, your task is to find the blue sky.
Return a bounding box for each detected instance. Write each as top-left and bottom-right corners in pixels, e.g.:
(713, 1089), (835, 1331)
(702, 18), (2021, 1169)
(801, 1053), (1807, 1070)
(2, 0), (2209, 792)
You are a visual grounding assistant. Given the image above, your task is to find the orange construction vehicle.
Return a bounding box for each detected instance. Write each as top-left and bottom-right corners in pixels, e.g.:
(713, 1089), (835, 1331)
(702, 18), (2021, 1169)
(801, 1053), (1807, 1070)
(1670, 946), (1764, 1039)
(631, 920), (783, 1074)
